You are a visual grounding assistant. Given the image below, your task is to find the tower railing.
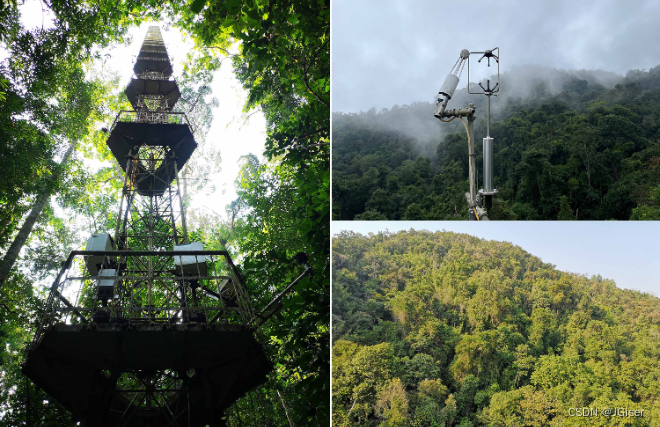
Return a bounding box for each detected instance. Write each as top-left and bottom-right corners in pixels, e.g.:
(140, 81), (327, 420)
(29, 250), (256, 354)
(135, 56), (171, 62)
(135, 71), (172, 80)
(111, 110), (197, 134)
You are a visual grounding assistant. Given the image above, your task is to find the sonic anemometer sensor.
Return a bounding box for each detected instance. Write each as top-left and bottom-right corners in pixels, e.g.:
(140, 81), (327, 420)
(434, 47), (501, 220)
(434, 49), (470, 117)
(470, 48), (499, 199)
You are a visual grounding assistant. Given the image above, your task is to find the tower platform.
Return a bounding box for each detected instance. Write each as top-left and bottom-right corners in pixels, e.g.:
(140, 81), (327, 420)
(23, 323), (271, 427)
(107, 120), (197, 195)
(133, 52), (173, 77)
(125, 78), (181, 111)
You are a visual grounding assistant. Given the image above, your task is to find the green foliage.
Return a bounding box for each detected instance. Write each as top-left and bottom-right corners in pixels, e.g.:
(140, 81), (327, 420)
(165, 0), (330, 160)
(0, 0), (151, 257)
(169, 3), (331, 421)
(332, 230), (660, 426)
(333, 67), (660, 220)
(630, 184), (660, 219)
(199, 152), (329, 426)
(0, 60), (101, 249)
(0, 272), (75, 426)
(1, 0), (329, 424)
(375, 378), (410, 427)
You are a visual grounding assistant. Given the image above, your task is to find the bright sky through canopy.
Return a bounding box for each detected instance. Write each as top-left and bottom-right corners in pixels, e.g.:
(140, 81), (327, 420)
(100, 23), (267, 220)
(18, 0), (266, 222)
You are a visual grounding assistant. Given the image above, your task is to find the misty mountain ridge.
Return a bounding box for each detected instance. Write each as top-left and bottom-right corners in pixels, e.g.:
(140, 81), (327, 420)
(332, 65), (660, 220)
(332, 64), (658, 150)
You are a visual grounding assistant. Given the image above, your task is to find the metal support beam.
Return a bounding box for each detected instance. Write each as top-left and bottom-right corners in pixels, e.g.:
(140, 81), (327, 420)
(173, 156), (188, 243)
(254, 267), (311, 328)
(52, 289), (88, 323)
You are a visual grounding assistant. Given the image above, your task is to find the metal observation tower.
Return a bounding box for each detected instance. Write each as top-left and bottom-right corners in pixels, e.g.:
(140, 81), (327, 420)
(22, 27), (300, 427)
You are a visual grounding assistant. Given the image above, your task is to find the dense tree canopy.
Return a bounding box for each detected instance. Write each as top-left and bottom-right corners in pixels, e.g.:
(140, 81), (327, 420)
(0, 0), (329, 425)
(333, 66), (660, 220)
(332, 230), (660, 426)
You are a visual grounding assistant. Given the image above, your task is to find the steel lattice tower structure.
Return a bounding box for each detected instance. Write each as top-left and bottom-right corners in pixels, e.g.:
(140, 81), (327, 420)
(22, 27), (275, 427)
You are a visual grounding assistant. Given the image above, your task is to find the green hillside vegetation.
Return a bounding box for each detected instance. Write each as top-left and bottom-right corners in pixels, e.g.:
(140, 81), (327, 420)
(332, 230), (660, 426)
(332, 66), (660, 220)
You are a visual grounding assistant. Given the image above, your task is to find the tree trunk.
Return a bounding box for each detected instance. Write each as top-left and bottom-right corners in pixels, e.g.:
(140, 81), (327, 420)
(0, 140), (77, 287)
(182, 164), (189, 208)
(113, 159), (125, 181)
(277, 389), (295, 427)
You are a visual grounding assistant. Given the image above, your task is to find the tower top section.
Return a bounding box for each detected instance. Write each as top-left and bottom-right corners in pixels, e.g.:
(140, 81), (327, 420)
(143, 26), (165, 46)
(107, 25), (196, 196)
(126, 26), (181, 111)
(133, 26), (173, 78)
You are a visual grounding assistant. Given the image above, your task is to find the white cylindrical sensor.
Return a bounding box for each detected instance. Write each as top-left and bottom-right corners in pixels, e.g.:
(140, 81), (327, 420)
(483, 137), (494, 193)
(439, 74), (459, 99)
(434, 74), (460, 117)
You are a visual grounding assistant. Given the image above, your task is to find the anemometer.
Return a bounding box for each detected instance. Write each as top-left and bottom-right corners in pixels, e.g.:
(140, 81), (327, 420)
(434, 48), (500, 221)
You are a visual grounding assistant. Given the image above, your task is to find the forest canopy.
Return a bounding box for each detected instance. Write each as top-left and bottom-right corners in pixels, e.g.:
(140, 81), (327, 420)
(332, 66), (660, 220)
(332, 230), (660, 426)
(0, 0), (329, 425)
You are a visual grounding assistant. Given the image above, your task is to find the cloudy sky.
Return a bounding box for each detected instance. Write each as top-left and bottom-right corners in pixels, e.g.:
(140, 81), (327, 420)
(332, 0), (660, 113)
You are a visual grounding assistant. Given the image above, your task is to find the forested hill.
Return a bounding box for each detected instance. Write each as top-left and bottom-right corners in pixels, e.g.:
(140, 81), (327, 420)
(332, 230), (660, 426)
(332, 65), (660, 220)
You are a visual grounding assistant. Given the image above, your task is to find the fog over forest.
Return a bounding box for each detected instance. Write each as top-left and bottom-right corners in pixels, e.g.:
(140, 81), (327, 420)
(332, 65), (660, 221)
(333, 64), (628, 151)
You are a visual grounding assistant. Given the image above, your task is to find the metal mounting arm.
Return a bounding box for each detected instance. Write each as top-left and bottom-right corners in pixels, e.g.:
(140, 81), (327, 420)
(434, 49), (470, 117)
(254, 267), (312, 328)
(435, 48), (502, 219)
